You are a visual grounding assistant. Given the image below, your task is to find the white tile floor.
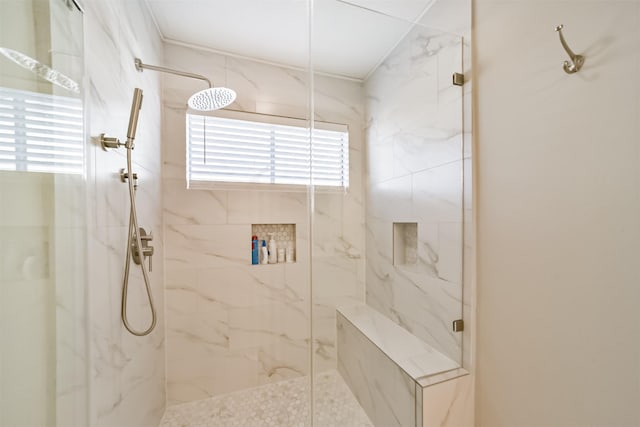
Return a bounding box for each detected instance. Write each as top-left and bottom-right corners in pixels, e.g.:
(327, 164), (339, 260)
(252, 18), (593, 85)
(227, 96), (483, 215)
(159, 370), (372, 427)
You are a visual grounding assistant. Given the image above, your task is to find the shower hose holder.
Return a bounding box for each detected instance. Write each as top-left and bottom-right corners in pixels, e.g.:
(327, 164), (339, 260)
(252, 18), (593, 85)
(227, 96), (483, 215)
(99, 133), (125, 150)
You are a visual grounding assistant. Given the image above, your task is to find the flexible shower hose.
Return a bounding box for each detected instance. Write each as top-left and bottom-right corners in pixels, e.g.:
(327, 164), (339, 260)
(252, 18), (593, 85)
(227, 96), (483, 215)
(121, 143), (157, 336)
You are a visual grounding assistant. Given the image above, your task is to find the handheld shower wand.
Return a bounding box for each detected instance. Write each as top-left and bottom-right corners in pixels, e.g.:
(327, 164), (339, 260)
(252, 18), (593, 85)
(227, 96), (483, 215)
(126, 88), (143, 147)
(101, 88), (157, 336)
(99, 87), (144, 152)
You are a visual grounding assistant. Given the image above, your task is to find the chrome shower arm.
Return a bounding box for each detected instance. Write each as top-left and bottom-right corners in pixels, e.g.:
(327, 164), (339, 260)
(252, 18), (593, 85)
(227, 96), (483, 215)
(134, 58), (212, 88)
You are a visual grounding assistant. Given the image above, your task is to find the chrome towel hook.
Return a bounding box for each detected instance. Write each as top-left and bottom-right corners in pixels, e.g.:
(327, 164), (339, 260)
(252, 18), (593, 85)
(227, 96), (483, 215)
(555, 25), (585, 74)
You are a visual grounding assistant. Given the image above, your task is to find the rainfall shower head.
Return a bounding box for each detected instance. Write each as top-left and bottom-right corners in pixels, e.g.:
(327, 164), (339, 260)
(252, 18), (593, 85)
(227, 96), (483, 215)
(188, 87), (236, 111)
(0, 47), (79, 94)
(134, 58), (235, 111)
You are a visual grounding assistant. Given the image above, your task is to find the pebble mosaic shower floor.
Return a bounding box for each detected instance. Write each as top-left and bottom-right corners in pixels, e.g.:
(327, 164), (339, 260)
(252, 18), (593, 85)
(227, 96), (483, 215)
(159, 370), (372, 427)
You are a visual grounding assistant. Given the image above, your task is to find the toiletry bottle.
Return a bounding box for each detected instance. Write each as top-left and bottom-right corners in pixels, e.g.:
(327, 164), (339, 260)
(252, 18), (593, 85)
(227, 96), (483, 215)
(261, 240), (268, 264)
(251, 235), (259, 265)
(286, 242), (294, 263)
(268, 233), (277, 264)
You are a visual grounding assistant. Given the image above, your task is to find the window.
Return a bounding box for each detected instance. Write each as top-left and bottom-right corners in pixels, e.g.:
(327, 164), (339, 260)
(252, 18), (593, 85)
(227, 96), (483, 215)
(186, 112), (349, 189)
(0, 86), (83, 174)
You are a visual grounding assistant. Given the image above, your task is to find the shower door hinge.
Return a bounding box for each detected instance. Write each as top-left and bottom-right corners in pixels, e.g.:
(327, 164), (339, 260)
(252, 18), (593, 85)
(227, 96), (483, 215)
(452, 319), (464, 332)
(452, 73), (465, 86)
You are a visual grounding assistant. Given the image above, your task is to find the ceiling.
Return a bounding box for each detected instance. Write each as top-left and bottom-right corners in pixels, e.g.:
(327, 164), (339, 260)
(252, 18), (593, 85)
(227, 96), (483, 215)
(145, 0), (435, 80)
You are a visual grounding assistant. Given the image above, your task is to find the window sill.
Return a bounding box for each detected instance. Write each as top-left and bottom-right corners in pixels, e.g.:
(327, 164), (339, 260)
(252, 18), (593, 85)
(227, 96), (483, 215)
(187, 180), (350, 194)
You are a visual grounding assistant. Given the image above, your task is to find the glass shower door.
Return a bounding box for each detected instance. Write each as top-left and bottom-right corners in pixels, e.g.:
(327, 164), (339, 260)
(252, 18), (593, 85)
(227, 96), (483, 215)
(310, 1), (464, 424)
(0, 1), (87, 425)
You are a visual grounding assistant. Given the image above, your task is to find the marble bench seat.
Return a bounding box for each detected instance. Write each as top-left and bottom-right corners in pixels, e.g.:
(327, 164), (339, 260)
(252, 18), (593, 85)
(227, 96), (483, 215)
(336, 304), (467, 426)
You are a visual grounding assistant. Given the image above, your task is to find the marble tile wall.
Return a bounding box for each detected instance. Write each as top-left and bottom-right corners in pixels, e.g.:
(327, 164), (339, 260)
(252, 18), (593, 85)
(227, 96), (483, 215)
(311, 73), (366, 375)
(337, 311), (418, 426)
(422, 374), (474, 427)
(162, 42), (366, 404)
(84, 0), (166, 426)
(365, 23), (465, 364)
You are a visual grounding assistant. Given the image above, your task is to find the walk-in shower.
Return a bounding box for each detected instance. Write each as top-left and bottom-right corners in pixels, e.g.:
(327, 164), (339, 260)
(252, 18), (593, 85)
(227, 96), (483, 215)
(1, 0), (470, 423)
(157, 0), (466, 424)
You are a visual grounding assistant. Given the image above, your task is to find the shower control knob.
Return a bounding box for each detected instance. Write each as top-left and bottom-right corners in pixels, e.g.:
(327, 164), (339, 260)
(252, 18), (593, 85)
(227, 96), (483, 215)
(131, 227), (154, 272)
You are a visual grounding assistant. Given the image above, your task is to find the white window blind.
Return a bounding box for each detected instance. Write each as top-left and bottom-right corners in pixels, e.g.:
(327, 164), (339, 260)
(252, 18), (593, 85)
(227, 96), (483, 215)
(0, 86), (83, 175)
(186, 113), (349, 188)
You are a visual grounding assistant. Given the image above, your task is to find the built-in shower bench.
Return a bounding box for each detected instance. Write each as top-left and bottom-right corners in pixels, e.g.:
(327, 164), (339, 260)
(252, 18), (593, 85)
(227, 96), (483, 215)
(336, 304), (468, 427)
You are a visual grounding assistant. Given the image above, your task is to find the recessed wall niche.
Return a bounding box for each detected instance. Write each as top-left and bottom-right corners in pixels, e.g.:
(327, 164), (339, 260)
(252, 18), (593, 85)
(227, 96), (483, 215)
(251, 223), (296, 264)
(393, 222), (417, 266)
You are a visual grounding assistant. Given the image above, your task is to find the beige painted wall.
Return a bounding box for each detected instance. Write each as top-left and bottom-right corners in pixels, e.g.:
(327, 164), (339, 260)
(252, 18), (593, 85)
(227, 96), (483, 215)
(475, 1), (640, 426)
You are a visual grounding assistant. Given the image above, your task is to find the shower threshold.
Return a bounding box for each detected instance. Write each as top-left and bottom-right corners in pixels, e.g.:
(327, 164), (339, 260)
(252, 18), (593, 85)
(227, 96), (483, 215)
(159, 370), (372, 427)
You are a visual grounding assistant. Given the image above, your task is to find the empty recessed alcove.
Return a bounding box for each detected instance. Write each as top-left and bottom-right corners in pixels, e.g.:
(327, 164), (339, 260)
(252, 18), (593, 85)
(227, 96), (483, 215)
(393, 222), (418, 266)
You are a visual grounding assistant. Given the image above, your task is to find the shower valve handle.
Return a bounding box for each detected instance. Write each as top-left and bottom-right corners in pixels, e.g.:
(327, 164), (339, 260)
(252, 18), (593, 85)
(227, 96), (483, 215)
(142, 245), (154, 272)
(132, 227), (154, 272)
(141, 231), (154, 272)
(147, 249), (153, 272)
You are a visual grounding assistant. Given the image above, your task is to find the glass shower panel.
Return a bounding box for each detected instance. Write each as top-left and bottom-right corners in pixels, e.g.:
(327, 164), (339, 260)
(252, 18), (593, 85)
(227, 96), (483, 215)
(311, 1), (464, 424)
(363, 27), (465, 366)
(0, 0), (86, 425)
(159, 1), (314, 423)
